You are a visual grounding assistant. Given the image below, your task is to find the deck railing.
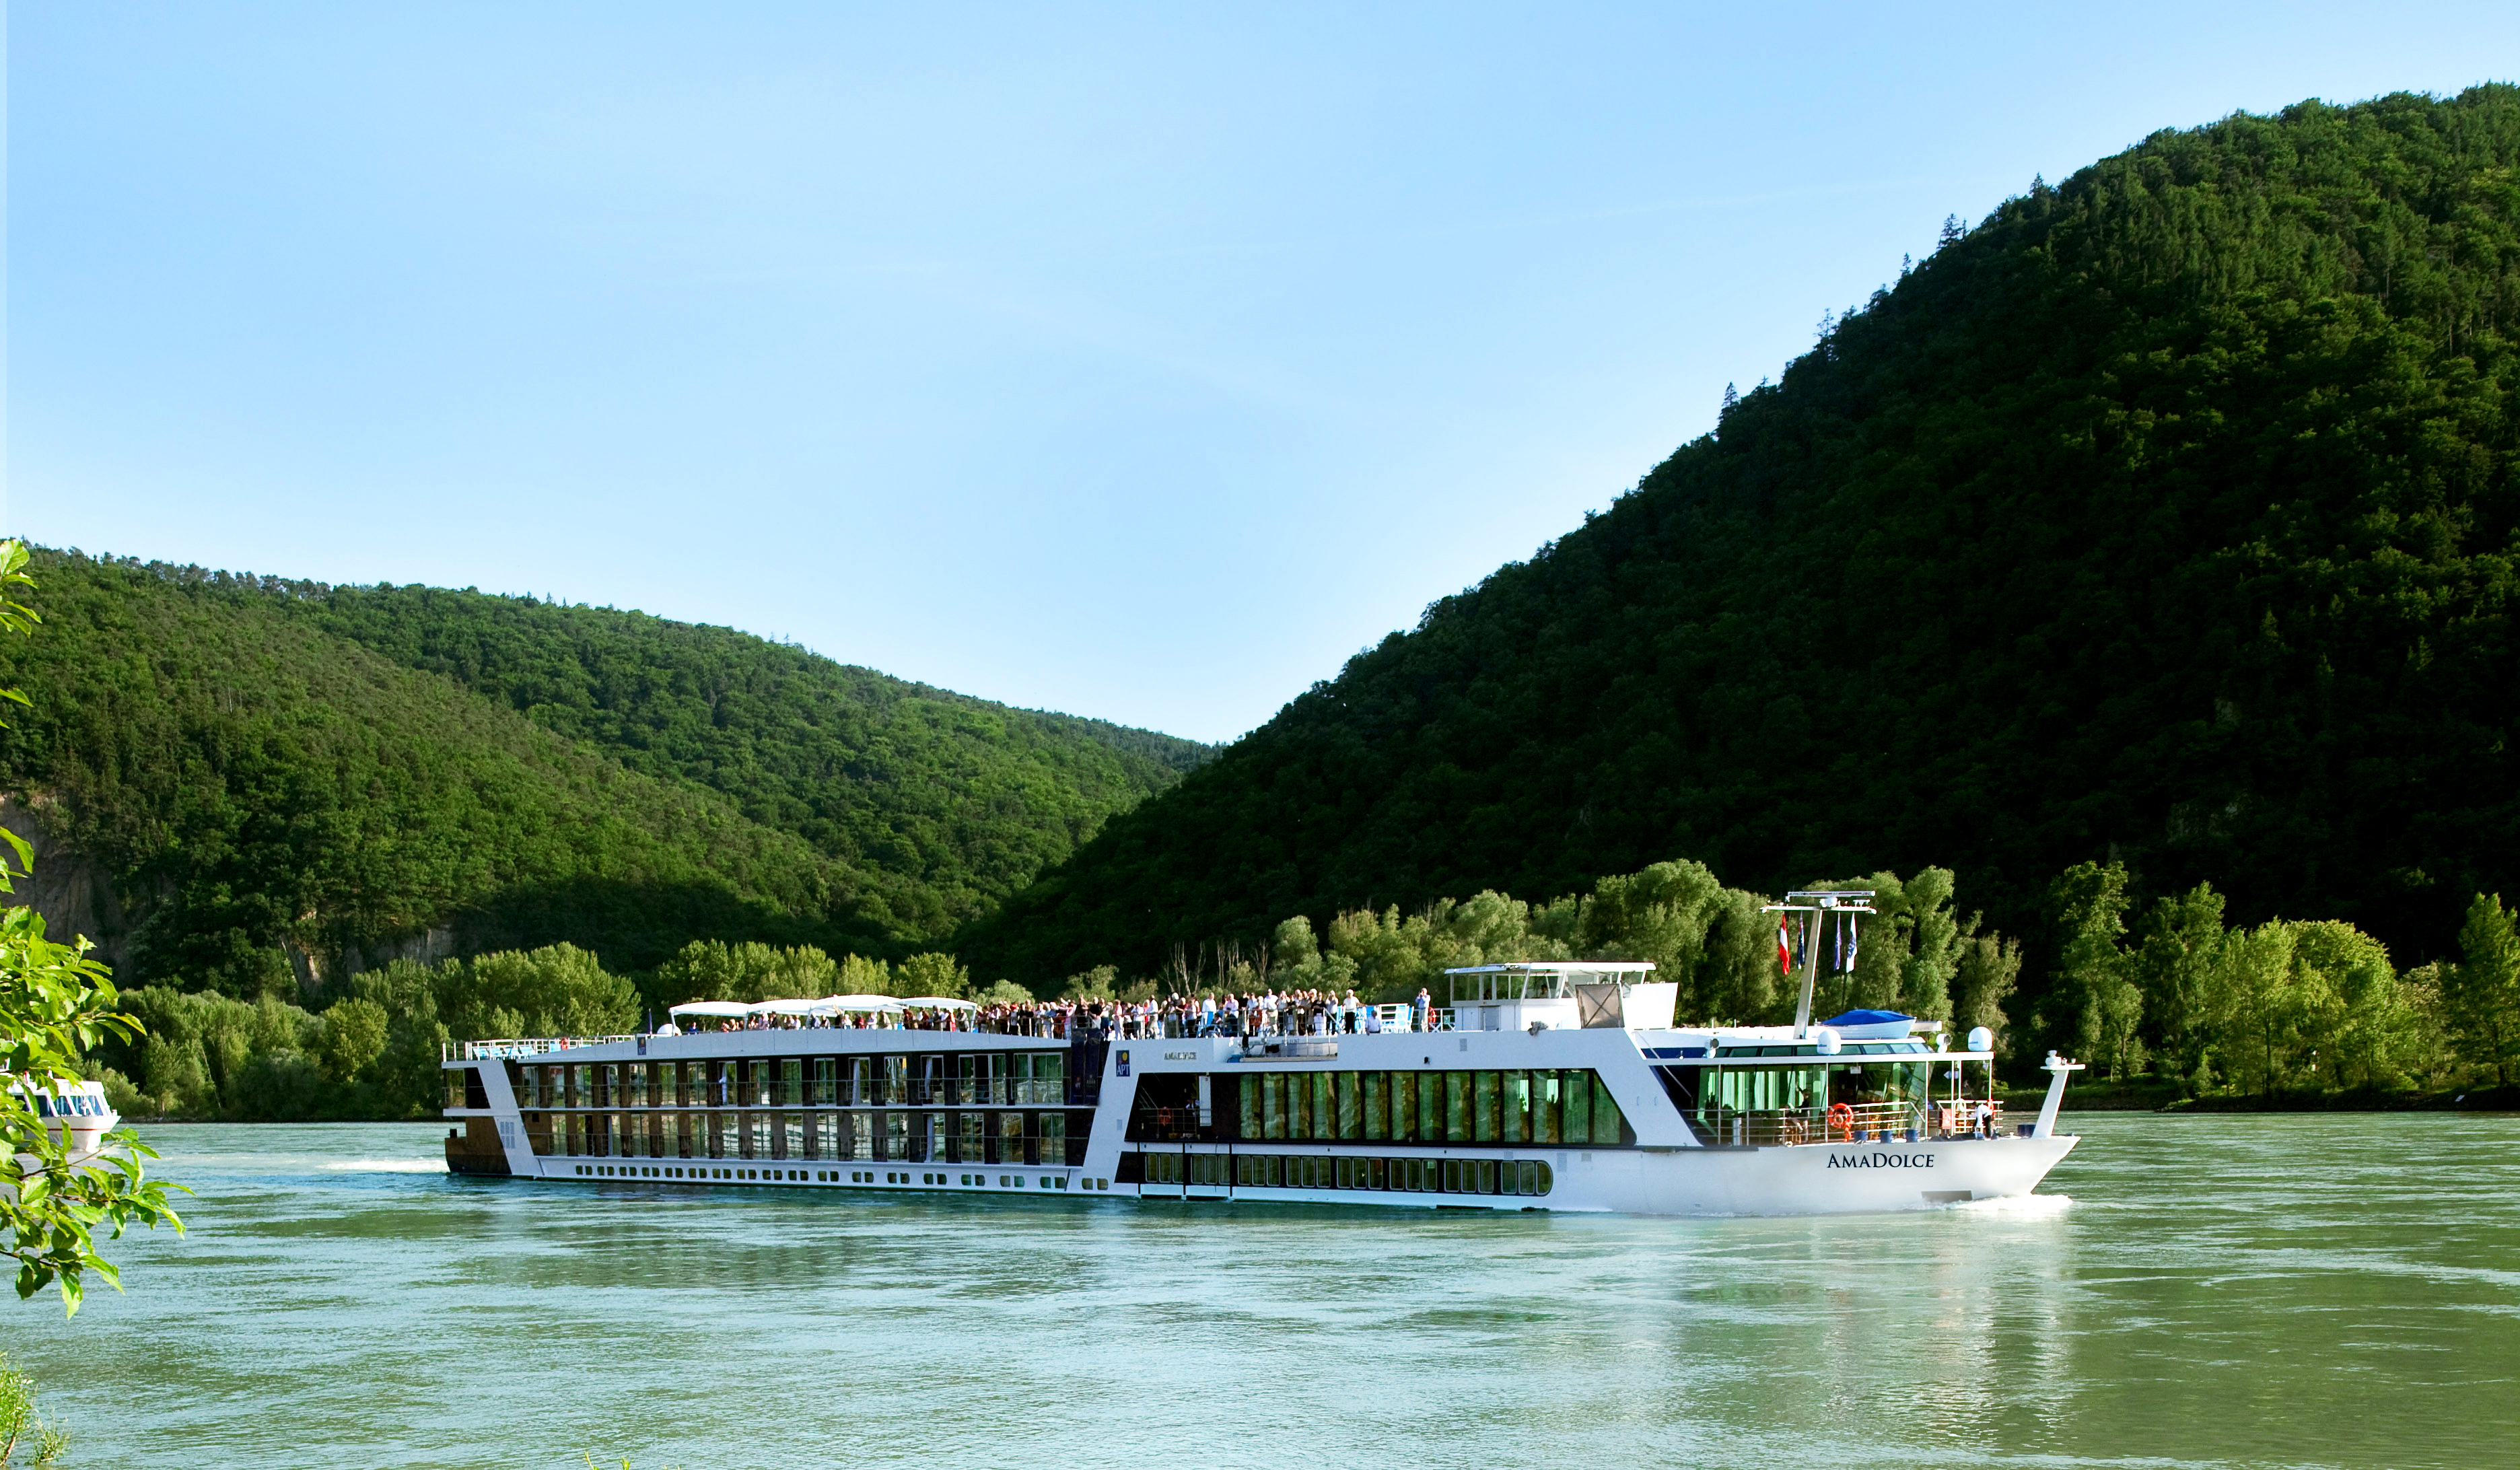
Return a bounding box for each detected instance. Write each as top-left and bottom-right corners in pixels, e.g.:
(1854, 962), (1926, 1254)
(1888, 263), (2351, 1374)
(448, 1037), (637, 1061)
(1704, 1101), (2008, 1147)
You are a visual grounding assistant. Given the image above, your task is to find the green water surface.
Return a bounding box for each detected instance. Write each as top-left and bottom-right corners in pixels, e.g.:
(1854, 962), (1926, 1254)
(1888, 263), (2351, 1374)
(7, 1113), (2514, 1468)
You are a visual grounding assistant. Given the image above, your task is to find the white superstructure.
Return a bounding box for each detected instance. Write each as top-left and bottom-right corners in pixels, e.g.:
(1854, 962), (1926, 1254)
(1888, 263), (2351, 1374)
(439, 962), (2080, 1216)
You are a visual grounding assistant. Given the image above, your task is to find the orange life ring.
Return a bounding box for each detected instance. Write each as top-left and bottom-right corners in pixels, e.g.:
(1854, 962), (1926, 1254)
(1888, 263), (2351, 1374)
(1826, 1103), (1855, 1142)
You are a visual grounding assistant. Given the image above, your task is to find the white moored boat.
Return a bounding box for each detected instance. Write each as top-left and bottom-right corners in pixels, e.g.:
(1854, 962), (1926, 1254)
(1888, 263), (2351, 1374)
(441, 903), (2083, 1215)
(7, 1079), (123, 1197)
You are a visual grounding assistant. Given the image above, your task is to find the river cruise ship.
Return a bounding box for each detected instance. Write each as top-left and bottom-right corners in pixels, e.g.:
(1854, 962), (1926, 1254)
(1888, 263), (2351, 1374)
(440, 958), (2083, 1216)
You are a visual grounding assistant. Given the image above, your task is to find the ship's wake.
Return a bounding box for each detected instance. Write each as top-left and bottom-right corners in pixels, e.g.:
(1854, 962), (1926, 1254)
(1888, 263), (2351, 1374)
(325, 1158), (449, 1173)
(1950, 1191), (2073, 1216)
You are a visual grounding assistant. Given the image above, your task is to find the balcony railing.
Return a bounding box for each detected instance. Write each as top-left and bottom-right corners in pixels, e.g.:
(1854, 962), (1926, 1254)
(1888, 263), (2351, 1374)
(1700, 1101), (2008, 1147)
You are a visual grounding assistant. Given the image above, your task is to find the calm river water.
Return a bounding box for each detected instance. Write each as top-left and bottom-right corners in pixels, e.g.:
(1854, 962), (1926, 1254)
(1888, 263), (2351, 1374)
(6, 1113), (2514, 1468)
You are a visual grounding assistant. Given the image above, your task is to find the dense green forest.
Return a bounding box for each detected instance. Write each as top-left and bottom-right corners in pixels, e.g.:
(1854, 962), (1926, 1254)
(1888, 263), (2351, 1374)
(961, 88), (2520, 1048)
(0, 551), (1205, 992)
(281, 578), (1208, 934)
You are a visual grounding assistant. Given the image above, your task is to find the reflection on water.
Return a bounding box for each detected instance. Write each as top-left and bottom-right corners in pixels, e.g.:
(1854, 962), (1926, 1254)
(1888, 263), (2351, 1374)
(8, 1113), (2515, 1469)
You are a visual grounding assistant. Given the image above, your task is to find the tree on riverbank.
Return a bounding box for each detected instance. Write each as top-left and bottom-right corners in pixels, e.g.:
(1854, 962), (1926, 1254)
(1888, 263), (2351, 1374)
(2035, 863), (2496, 1098)
(2444, 895), (2519, 1086)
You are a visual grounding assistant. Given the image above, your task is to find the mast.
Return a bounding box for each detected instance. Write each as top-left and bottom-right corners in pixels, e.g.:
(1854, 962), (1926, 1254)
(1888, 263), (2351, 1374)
(1760, 889), (1877, 1039)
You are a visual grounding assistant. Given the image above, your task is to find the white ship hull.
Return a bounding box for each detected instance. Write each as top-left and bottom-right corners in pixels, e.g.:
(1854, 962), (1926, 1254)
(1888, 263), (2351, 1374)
(1115, 1135), (2078, 1215)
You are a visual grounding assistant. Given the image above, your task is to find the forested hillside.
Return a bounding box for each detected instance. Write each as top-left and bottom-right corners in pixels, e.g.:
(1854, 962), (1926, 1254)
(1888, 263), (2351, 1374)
(963, 86), (2520, 1003)
(279, 578), (1208, 936)
(0, 551), (1205, 991)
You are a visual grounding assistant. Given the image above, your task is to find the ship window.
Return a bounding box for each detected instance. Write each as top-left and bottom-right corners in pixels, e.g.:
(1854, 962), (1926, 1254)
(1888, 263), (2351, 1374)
(1560, 1070), (1590, 1142)
(1501, 1072), (1529, 1143)
(1261, 1074), (1286, 1140)
(1586, 1075), (1623, 1146)
(1362, 1073), (1387, 1140)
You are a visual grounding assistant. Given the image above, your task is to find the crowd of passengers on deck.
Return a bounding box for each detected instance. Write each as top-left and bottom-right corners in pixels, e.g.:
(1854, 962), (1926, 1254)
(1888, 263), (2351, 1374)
(665, 987), (1448, 1041)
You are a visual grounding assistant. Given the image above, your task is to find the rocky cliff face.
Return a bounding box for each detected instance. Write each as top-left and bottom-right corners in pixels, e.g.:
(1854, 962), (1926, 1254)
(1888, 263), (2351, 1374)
(0, 792), (460, 996)
(0, 792), (137, 973)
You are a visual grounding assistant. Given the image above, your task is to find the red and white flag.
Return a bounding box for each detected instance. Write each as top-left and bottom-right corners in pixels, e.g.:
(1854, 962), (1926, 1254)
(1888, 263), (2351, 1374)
(1776, 917), (1792, 974)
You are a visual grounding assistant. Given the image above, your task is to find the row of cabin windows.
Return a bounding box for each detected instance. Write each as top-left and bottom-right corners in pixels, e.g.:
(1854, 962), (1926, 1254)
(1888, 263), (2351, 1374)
(1135, 1150), (1553, 1197)
(485, 1054), (1067, 1111)
(524, 1109), (1083, 1167)
(1221, 1070), (1629, 1147)
(568, 1164), (1095, 1189)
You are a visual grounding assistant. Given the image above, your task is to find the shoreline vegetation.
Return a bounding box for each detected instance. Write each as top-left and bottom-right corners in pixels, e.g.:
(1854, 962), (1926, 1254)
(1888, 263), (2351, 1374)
(83, 855), (2520, 1124)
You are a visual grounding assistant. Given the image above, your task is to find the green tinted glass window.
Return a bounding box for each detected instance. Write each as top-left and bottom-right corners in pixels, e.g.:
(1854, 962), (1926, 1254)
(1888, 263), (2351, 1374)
(1362, 1072), (1387, 1140)
(1562, 1069), (1592, 1142)
(1338, 1072), (1362, 1140)
(1592, 1074), (1625, 1146)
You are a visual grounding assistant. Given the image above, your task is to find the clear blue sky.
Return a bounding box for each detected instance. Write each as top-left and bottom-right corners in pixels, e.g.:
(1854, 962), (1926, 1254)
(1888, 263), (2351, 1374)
(11, 3), (2516, 742)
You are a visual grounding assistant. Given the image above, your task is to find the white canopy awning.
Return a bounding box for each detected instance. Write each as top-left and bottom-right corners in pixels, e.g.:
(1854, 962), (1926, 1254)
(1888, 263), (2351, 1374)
(817, 993), (905, 1013)
(748, 998), (827, 1016)
(898, 995), (979, 1011)
(667, 1000), (753, 1018)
